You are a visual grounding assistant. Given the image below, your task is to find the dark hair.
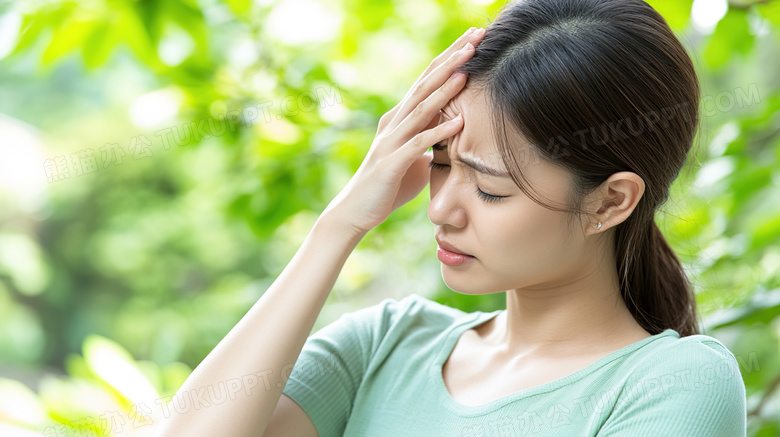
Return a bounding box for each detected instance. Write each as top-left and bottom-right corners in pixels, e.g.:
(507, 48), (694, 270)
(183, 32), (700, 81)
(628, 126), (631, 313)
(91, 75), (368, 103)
(455, 0), (701, 336)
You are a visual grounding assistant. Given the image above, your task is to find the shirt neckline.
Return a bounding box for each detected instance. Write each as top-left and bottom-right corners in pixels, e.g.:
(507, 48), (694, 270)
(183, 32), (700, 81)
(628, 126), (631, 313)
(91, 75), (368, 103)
(431, 310), (680, 417)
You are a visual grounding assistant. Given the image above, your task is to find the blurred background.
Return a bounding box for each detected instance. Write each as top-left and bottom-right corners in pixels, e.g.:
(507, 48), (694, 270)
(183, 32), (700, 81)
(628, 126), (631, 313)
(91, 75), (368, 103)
(0, 0), (778, 435)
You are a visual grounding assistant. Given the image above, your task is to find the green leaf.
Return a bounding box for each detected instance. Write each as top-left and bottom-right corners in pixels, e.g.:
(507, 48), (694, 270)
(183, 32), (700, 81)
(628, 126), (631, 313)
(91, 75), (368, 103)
(81, 22), (120, 69)
(704, 286), (780, 329)
(749, 212), (780, 250)
(10, 13), (48, 56)
(164, 0), (209, 55)
(117, 2), (162, 68)
(358, 0), (395, 32)
(161, 361), (192, 394)
(645, 0), (693, 31)
(757, 1), (780, 48)
(704, 9), (755, 70)
(756, 1), (780, 29)
(41, 17), (96, 66)
(729, 163), (773, 209)
(225, 0), (252, 16)
(82, 335), (160, 406)
(10, 2), (77, 57)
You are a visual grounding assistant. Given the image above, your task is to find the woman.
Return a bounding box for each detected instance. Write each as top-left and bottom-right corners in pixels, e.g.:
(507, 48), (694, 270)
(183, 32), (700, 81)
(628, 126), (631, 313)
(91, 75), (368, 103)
(154, 0), (747, 436)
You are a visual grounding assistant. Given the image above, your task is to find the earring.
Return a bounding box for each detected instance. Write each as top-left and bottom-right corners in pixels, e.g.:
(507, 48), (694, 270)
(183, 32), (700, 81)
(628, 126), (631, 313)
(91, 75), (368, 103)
(595, 221), (602, 231)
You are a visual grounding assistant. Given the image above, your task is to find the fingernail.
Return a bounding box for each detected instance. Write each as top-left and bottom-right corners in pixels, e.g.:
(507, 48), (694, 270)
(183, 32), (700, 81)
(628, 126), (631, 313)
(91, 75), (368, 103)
(466, 27), (476, 35)
(449, 71), (465, 80)
(461, 42), (474, 52)
(470, 28), (485, 40)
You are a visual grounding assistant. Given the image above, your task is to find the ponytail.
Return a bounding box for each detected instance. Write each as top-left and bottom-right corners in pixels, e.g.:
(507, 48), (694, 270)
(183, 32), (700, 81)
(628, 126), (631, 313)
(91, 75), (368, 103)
(615, 210), (699, 337)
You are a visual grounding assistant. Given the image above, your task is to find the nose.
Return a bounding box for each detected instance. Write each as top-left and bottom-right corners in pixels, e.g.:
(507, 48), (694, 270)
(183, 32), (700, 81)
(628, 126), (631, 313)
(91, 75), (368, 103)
(428, 169), (468, 229)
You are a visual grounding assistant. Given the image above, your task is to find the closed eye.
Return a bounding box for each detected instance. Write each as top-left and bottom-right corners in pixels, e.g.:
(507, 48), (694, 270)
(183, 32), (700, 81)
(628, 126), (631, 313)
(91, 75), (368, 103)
(427, 159), (508, 203)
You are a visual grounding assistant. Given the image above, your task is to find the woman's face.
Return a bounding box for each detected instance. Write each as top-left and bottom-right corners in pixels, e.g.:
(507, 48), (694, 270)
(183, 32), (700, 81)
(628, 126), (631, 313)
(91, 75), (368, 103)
(428, 84), (591, 295)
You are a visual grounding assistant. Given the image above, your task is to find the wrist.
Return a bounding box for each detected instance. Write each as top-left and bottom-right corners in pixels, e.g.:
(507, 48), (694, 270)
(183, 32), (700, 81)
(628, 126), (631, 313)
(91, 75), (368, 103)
(314, 211), (368, 244)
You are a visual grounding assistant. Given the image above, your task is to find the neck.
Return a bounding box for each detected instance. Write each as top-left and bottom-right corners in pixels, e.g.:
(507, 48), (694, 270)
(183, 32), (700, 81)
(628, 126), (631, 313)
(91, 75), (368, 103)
(484, 255), (647, 356)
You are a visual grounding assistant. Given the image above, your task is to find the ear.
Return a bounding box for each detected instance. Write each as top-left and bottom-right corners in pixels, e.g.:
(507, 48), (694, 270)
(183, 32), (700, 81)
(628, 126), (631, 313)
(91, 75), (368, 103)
(583, 171), (645, 236)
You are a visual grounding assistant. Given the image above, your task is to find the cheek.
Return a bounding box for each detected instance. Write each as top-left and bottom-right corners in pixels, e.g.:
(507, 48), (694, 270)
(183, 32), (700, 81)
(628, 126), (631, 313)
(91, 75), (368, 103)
(476, 204), (569, 269)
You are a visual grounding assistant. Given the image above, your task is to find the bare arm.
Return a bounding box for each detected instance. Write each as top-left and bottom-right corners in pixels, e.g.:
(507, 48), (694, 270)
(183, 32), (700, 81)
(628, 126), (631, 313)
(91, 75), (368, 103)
(153, 214), (366, 437)
(153, 26), (483, 437)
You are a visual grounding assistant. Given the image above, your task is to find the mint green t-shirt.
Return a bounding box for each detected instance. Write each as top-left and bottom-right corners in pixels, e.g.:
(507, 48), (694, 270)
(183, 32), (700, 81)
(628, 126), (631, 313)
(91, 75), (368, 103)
(282, 294), (746, 437)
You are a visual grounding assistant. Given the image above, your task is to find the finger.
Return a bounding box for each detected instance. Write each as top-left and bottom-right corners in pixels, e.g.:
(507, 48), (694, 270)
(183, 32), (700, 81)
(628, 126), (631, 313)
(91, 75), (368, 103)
(423, 110), (444, 133)
(390, 28), (485, 122)
(389, 65), (468, 149)
(415, 27), (487, 90)
(392, 44), (473, 138)
(394, 112), (463, 169)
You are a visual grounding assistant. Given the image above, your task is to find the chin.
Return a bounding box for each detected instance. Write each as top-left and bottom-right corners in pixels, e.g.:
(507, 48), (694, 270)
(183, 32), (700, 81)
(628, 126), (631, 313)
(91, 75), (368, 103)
(441, 273), (507, 296)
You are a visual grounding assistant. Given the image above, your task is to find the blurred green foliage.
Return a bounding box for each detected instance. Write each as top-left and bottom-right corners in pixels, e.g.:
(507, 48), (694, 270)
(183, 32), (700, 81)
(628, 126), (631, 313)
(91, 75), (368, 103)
(0, 0), (778, 435)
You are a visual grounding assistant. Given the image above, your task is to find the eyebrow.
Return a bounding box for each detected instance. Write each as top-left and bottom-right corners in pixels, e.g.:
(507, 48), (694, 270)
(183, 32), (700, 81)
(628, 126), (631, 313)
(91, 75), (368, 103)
(431, 142), (511, 178)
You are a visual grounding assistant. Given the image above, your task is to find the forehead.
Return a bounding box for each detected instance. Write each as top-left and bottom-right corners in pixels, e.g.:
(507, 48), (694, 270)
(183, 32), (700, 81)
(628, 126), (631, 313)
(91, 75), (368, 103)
(440, 85), (491, 151)
(436, 84), (576, 198)
(441, 84), (488, 130)
(437, 84), (557, 180)
(439, 84), (512, 166)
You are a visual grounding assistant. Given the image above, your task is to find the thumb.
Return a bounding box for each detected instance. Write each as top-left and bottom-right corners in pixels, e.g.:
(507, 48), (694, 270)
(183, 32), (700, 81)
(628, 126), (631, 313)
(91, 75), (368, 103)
(392, 150), (433, 210)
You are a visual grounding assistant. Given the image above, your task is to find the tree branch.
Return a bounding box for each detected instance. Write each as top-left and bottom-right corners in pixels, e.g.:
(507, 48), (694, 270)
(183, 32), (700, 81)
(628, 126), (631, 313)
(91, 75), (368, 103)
(748, 372), (780, 417)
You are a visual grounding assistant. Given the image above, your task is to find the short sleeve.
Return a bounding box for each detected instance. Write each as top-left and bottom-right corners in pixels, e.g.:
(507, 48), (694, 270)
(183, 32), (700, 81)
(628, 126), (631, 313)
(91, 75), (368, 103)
(281, 296), (406, 437)
(597, 337), (747, 437)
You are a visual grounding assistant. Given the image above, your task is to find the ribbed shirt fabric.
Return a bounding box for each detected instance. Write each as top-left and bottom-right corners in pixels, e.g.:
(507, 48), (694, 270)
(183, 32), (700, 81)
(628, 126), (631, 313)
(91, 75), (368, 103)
(282, 294), (747, 437)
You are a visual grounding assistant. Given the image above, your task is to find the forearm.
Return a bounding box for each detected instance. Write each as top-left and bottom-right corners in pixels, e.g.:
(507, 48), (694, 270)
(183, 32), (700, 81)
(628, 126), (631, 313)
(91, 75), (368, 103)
(153, 213), (366, 437)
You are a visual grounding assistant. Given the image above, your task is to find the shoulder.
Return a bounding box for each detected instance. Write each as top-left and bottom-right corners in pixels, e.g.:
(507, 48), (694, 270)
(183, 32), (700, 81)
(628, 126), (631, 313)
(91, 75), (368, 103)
(341, 293), (470, 333)
(318, 294), (472, 370)
(601, 331), (747, 436)
(346, 293), (467, 317)
(331, 293), (480, 356)
(627, 332), (744, 384)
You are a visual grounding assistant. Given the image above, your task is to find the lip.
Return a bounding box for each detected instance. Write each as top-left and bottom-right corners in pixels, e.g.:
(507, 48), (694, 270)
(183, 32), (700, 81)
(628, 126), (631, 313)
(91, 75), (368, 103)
(435, 235), (472, 257)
